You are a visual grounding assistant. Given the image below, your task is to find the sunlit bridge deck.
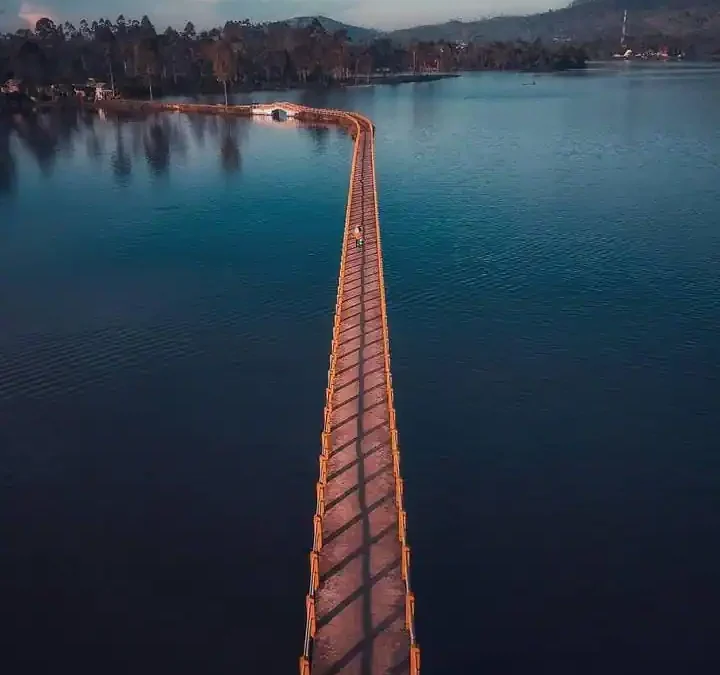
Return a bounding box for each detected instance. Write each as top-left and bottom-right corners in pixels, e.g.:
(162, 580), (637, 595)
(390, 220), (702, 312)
(95, 98), (420, 674)
(293, 106), (420, 675)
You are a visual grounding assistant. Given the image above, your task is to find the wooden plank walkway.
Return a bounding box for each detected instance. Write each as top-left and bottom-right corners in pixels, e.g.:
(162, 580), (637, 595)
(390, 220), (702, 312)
(294, 109), (420, 675)
(309, 116), (410, 675)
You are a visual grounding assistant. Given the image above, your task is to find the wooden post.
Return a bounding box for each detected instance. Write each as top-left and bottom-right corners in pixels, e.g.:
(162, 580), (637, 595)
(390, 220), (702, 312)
(402, 545), (410, 582)
(306, 594), (317, 638)
(410, 644), (421, 674)
(405, 592), (415, 632)
(310, 551), (320, 591)
(313, 514), (323, 550)
(319, 455), (328, 485)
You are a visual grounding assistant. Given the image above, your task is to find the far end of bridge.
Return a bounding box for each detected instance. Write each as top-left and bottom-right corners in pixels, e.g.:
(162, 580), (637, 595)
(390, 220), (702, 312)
(250, 102), (301, 119)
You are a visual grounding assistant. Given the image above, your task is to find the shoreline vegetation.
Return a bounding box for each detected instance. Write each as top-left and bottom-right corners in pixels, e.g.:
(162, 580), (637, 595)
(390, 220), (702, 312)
(84, 101), (369, 133)
(1, 72), (459, 115)
(2, 15), (588, 114)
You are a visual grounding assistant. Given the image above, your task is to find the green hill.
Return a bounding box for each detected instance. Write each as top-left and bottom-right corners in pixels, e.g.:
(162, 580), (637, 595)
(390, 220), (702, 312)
(387, 0), (720, 49)
(280, 16), (381, 43)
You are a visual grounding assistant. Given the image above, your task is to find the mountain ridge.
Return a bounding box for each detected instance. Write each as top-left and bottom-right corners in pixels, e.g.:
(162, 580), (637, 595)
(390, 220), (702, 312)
(279, 0), (720, 48)
(385, 0), (720, 44)
(2, 1), (719, 49)
(272, 15), (382, 42)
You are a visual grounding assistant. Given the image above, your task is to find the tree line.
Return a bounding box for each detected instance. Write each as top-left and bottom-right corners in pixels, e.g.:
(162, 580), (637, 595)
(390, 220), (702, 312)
(1, 15), (589, 103)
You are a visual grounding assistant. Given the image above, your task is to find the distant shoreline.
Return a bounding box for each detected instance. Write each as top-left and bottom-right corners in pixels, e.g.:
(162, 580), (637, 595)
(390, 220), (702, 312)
(191, 71), (460, 96)
(5, 73), (460, 115)
(349, 72), (460, 87)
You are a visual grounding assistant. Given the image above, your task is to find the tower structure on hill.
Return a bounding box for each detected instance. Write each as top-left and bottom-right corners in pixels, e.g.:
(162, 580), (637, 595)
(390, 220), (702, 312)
(621, 9), (628, 49)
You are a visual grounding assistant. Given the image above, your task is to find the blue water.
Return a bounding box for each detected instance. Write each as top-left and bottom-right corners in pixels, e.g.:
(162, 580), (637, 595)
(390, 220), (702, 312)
(2, 64), (720, 672)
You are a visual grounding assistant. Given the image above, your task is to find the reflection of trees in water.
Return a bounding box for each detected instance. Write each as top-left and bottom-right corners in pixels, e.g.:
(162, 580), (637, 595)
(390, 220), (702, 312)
(80, 110), (100, 163)
(12, 115), (58, 176)
(0, 122), (17, 197)
(131, 121), (144, 159)
(79, 109), (97, 129)
(111, 122), (132, 186)
(221, 135), (240, 173)
(307, 124), (330, 154)
(42, 110), (81, 159)
(0, 109), (256, 191)
(412, 81), (438, 131)
(169, 119), (189, 160)
(81, 108), (103, 162)
(204, 115), (220, 145)
(187, 114), (207, 147)
(219, 118), (245, 175)
(1, 110), (95, 189)
(220, 134), (240, 174)
(143, 115), (171, 177)
(86, 129), (104, 163)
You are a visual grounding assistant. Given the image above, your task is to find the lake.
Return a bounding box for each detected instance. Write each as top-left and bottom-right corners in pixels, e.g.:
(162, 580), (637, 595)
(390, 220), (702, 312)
(2, 63), (720, 673)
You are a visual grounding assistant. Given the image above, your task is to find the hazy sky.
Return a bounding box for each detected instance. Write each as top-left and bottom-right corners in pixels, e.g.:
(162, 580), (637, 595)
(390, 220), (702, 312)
(5, 0), (569, 31)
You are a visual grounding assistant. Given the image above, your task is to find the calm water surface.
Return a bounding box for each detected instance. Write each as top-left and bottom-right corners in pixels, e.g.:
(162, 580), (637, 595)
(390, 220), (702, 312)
(2, 64), (720, 673)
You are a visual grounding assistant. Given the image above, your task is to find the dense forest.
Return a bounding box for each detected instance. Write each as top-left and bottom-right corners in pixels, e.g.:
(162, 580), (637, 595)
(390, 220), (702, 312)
(0, 15), (588, 102)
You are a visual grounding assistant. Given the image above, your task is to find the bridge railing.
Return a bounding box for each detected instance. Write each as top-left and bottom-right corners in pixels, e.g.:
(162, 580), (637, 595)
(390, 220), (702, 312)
(366, 115), (421, 674)
(298, 109), (360, 675)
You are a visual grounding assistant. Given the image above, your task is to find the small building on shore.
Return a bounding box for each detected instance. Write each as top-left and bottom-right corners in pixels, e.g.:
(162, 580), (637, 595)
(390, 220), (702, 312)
(93, 82), (114, 101)
(1, 79), (22, 94)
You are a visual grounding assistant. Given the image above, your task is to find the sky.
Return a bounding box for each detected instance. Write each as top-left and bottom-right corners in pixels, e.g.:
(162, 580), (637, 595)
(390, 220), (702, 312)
(3, 0), (570, 32)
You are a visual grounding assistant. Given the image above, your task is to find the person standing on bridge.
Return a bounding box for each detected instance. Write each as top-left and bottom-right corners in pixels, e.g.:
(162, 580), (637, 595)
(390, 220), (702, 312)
(354, 225), (364, 249)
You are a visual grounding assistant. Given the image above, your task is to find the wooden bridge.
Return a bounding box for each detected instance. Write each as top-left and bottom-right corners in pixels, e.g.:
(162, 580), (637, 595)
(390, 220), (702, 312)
(292, 106), (421, 675)
(94, 99), (420, 674)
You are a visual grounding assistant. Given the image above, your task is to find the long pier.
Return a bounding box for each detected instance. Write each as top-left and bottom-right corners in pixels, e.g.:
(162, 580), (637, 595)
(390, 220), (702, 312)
(294, 106), (420, 675)
(95, 99), (420, 674)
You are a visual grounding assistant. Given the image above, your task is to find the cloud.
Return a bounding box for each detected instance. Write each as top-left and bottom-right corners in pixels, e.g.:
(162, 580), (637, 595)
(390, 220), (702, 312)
(18, 2), (55, 28)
